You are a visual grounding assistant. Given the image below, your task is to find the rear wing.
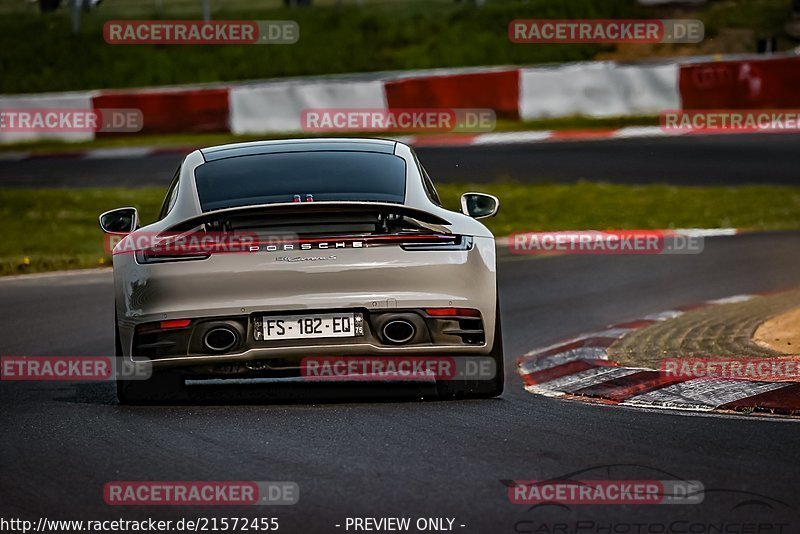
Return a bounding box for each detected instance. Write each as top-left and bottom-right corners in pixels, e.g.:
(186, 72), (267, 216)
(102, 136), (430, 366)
(165, 201), (452, 233)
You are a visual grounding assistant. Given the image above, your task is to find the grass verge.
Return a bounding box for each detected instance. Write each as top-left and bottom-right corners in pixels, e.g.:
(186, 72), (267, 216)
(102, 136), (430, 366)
(0, 0), (792, 93)
(2, 182), (799, 276)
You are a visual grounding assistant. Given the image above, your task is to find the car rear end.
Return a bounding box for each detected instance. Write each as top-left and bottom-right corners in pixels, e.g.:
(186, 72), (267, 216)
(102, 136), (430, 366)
(113, 144), (497, 379)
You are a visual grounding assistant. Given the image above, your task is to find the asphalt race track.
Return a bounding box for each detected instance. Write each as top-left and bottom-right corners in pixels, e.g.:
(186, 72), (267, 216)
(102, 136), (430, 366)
(2, 230), (800, 532)
(2, 133), (800, 187)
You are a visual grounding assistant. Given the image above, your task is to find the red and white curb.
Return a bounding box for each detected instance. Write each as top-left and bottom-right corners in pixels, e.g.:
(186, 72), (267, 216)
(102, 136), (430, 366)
(0, 127), (664, 161)
(395, 126), (800, 147)
(0, 145), (192, 162)
(3, 126), (799, 162)
(396, 126), (674, 147)
(517, 294), (800, 416)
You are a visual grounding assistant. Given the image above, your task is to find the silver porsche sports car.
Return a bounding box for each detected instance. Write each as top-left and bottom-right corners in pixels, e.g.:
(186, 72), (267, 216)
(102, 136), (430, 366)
(100, 138), (503, 403)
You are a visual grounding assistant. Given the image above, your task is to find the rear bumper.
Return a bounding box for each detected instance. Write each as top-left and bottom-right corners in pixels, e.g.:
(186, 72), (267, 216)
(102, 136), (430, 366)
(128, 307), (489, 368)
(114, 236), (497, 368)
(130, 345), (496, 374)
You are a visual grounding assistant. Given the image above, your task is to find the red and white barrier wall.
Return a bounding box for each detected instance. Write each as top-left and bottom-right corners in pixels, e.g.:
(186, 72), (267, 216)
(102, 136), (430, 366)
(1, 54), (799, 144)
(93, 87), (230, 135)
(0, 91), (95, 144)
(229, 79), (387, 134)
(519, 61), (679, 119)
(385, 68), (521, 119)
(679, 56), (800, 109)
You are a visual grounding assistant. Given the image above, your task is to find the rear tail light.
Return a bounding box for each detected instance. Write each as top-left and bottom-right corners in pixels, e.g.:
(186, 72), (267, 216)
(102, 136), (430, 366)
(134, 234), (211, 264)
(136, 249), (210, 264)
(160, 319), (191, 330)
(400, 235), (473, 251)
(137, 318), (192, 334)
(265, 234), (471, 250)
(133, 231), (259, 264)
(131, 232), (471, 261)
(353, 234), (459, 246)
(425, 308), (481, 317)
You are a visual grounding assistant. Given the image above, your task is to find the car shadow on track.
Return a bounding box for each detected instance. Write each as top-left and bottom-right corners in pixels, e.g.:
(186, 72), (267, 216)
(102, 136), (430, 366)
(58, 380), (506, 406)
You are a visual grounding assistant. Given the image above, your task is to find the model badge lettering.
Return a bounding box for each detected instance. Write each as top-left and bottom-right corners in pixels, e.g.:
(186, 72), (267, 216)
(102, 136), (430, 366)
(276, 255), (337, 262)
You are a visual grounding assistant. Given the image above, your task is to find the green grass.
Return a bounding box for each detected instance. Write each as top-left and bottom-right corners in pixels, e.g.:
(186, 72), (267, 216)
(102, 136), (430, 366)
(2, 182), (800, 275)
(0, 0), (621, 93)
(703, 0), (793, 36)
(0, 188), (164, 275)
(0, 0), (465, 17)
(436, 181), (800, 237)
(0, 0), (791, 93)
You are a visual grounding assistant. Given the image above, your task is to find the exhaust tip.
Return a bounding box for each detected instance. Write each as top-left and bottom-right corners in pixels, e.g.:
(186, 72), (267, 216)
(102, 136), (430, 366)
(203, 327), (238, 352)
(382, 320), (416, 345)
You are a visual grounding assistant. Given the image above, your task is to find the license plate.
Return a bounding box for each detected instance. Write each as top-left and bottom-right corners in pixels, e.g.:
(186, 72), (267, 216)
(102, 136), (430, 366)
(259, 313), (362, 341)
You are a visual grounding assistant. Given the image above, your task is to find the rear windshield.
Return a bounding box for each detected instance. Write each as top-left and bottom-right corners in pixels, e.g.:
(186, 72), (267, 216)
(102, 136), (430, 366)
(194, 151), (407, 211)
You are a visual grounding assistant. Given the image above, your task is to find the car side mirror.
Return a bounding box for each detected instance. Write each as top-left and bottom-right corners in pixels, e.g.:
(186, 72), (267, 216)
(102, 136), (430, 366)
(98, 207), (139, 234)
(460, 192), (499, 219)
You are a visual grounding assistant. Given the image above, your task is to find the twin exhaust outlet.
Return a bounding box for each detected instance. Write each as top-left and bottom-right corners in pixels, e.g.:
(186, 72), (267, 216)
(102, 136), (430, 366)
(203, 327), (239, 352)
(201, 319), (417, 353)
(381, 320), (416, 345)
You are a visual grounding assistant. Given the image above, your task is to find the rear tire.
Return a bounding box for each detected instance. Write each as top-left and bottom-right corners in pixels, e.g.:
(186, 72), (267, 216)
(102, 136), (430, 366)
(436, 300), (504, 399)
(115, 311), (187, 405)
(116, 370), (187, 405)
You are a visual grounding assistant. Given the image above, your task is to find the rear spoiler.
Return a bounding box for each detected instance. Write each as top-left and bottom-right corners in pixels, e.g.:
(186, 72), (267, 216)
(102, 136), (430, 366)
(166, 201), (452, 233)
